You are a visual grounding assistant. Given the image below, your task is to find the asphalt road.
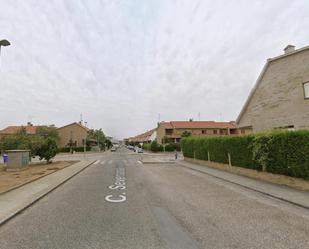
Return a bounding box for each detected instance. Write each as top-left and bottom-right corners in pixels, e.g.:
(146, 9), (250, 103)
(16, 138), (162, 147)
(0, 147), (309, 249)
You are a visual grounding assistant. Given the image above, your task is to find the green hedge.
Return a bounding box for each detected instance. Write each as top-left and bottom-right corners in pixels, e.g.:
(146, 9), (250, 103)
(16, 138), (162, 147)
(165, 142), (181, 152)
(252, 130), (309, 179)
(181, 130), (309, 179)
(58, 146), (91, 153)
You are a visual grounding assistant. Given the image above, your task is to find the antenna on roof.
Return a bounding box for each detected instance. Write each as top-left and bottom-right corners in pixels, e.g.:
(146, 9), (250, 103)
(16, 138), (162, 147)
(80, 113), (83, 125)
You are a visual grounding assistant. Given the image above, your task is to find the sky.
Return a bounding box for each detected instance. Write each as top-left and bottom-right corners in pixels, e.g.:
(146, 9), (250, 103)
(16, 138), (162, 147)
(0, 0), (309, 139)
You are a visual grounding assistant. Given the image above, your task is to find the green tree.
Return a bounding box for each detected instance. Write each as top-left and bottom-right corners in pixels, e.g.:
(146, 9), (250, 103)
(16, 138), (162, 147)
(150, 141), (159, 152)
(36, 126), (59, 141)
(87, 128), (107, 149)
(36, 137), (58, 163)
(105, 139), (112, 149)
(181, 131), (192, 138)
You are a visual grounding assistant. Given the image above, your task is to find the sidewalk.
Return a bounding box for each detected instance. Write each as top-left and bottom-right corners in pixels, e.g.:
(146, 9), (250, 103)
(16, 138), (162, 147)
(177, 160), (309, 209)
(0, 160), (95, 225)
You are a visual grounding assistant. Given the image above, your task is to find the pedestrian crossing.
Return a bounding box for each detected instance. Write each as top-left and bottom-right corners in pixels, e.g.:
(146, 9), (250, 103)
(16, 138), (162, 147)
(92, 159), (141, 166)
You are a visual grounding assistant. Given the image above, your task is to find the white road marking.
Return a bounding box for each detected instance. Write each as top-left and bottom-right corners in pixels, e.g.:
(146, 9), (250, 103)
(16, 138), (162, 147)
(100, 160), (105, 164)
(94, 160), (100, 165)
(108, 160), (113, 165)
(105, 166), (126, 203)
(137, 161), (142, 165)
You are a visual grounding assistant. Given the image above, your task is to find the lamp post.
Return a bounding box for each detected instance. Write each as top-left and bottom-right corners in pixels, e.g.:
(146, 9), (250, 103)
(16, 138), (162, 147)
(0, 39), (11, 57)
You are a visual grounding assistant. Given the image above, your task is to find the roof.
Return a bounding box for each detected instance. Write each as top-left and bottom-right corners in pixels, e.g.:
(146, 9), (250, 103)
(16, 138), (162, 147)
(130, 128), (156, 142)
(236, 44), (309, 124)
(57, 122), (89, 131)
(159, 121), (236, 129)
(0, 125), (40, 135)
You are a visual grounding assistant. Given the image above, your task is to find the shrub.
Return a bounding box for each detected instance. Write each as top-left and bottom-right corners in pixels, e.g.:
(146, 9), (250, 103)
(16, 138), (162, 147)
(253, 130), (309, 179)
(165, 142), (181, 152)
(150, 141), (160, 152)
(142, 143), (151, 151)
(181, 136), (259, 168)
(181, 130), (309, 179)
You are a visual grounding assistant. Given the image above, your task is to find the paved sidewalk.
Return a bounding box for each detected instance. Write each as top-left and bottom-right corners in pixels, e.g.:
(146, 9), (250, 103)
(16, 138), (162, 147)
(0, 160), (95, 225)
(177, 160), (309, 209)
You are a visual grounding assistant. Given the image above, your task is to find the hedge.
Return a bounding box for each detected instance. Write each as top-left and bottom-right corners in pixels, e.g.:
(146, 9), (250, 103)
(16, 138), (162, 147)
(252, 130), (309, 179)
(58, 146), (91, 153)
(181, 130), (309, 180)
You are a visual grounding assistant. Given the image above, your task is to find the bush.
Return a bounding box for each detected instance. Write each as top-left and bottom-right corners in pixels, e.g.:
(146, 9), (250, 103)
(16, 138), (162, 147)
(253, 130), (309, 179)
(142, 143), (151, 151)
(58, 147), (71, 153)
(58, 146), (91, 153)
(165, 142), (181, 152)
(181, 130), (309, 179)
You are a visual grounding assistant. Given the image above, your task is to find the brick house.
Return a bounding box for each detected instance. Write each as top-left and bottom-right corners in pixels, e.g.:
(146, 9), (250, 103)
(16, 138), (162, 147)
(237, 45), (309, 132)
(0, 122), (40, 139)
(156, 121), (238, 144)
(57, 122), (89, 148)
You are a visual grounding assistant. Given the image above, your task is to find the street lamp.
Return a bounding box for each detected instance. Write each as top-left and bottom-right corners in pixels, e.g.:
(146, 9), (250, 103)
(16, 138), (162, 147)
(0, 39), (10, 56)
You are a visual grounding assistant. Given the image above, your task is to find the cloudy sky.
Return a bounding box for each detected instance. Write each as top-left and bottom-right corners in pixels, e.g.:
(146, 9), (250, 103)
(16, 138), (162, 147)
(0, 0), (309, 138)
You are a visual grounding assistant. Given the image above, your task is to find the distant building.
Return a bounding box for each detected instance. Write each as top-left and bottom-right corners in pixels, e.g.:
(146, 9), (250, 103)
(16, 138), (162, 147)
(57, 122), (89, 148)
(0, 122), (40, 139)
(156, 121), (238, 144)
(237, 44), (309, 132)
(128, 128), (157, 144)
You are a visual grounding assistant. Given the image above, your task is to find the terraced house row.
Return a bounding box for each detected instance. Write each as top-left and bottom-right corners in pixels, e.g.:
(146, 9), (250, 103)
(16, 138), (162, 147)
(128, 120), (242, 145)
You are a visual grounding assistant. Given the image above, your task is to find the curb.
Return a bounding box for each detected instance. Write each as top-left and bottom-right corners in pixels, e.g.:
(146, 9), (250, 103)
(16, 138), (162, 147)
(0, 160), (96, 226)
(177, 161), (309, 210)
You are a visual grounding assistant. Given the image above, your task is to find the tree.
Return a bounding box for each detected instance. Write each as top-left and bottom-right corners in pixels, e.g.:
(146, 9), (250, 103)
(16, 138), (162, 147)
(36, 137), (58, 163)
(36, 126), (59, 141)
(87, 128), (107, 149)
(150, 141), (159, 152)
(181, 131), (192, 138)
(105, 139), (112, 149)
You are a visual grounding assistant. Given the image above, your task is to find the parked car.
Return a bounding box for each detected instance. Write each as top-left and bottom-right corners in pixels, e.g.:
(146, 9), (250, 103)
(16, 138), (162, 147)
(111, 147), (116, 152)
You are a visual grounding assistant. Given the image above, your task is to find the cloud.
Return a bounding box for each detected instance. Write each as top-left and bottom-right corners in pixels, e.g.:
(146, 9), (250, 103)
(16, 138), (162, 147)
(0, 0), (309, 138)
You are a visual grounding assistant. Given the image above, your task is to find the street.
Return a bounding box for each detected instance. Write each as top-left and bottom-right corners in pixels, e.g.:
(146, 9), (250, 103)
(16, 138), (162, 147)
(0, 147), (309, 249)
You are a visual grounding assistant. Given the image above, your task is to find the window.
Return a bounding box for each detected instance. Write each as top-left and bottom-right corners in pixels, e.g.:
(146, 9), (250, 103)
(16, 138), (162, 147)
(213, 130), (217, 134)
(165, 129), (173, 135)
(201, 130), (206, 134)
(304, 82), (309, 99)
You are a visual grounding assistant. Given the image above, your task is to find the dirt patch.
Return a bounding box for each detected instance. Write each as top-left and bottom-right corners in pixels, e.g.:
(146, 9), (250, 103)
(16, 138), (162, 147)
(184, 157), (309, 191)
(0, 161), (78, 194)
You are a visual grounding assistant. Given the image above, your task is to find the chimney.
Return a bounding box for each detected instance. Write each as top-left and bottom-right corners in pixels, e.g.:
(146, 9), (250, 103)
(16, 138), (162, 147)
(284, 45), (295, 54)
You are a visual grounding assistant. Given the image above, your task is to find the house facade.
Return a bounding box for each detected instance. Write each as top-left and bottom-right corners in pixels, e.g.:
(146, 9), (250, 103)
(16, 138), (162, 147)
(57, 122), (88, 148)
(156, 121), (238, 145)
(128, 128), (156, 144)
(237, 45), (309, 132)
